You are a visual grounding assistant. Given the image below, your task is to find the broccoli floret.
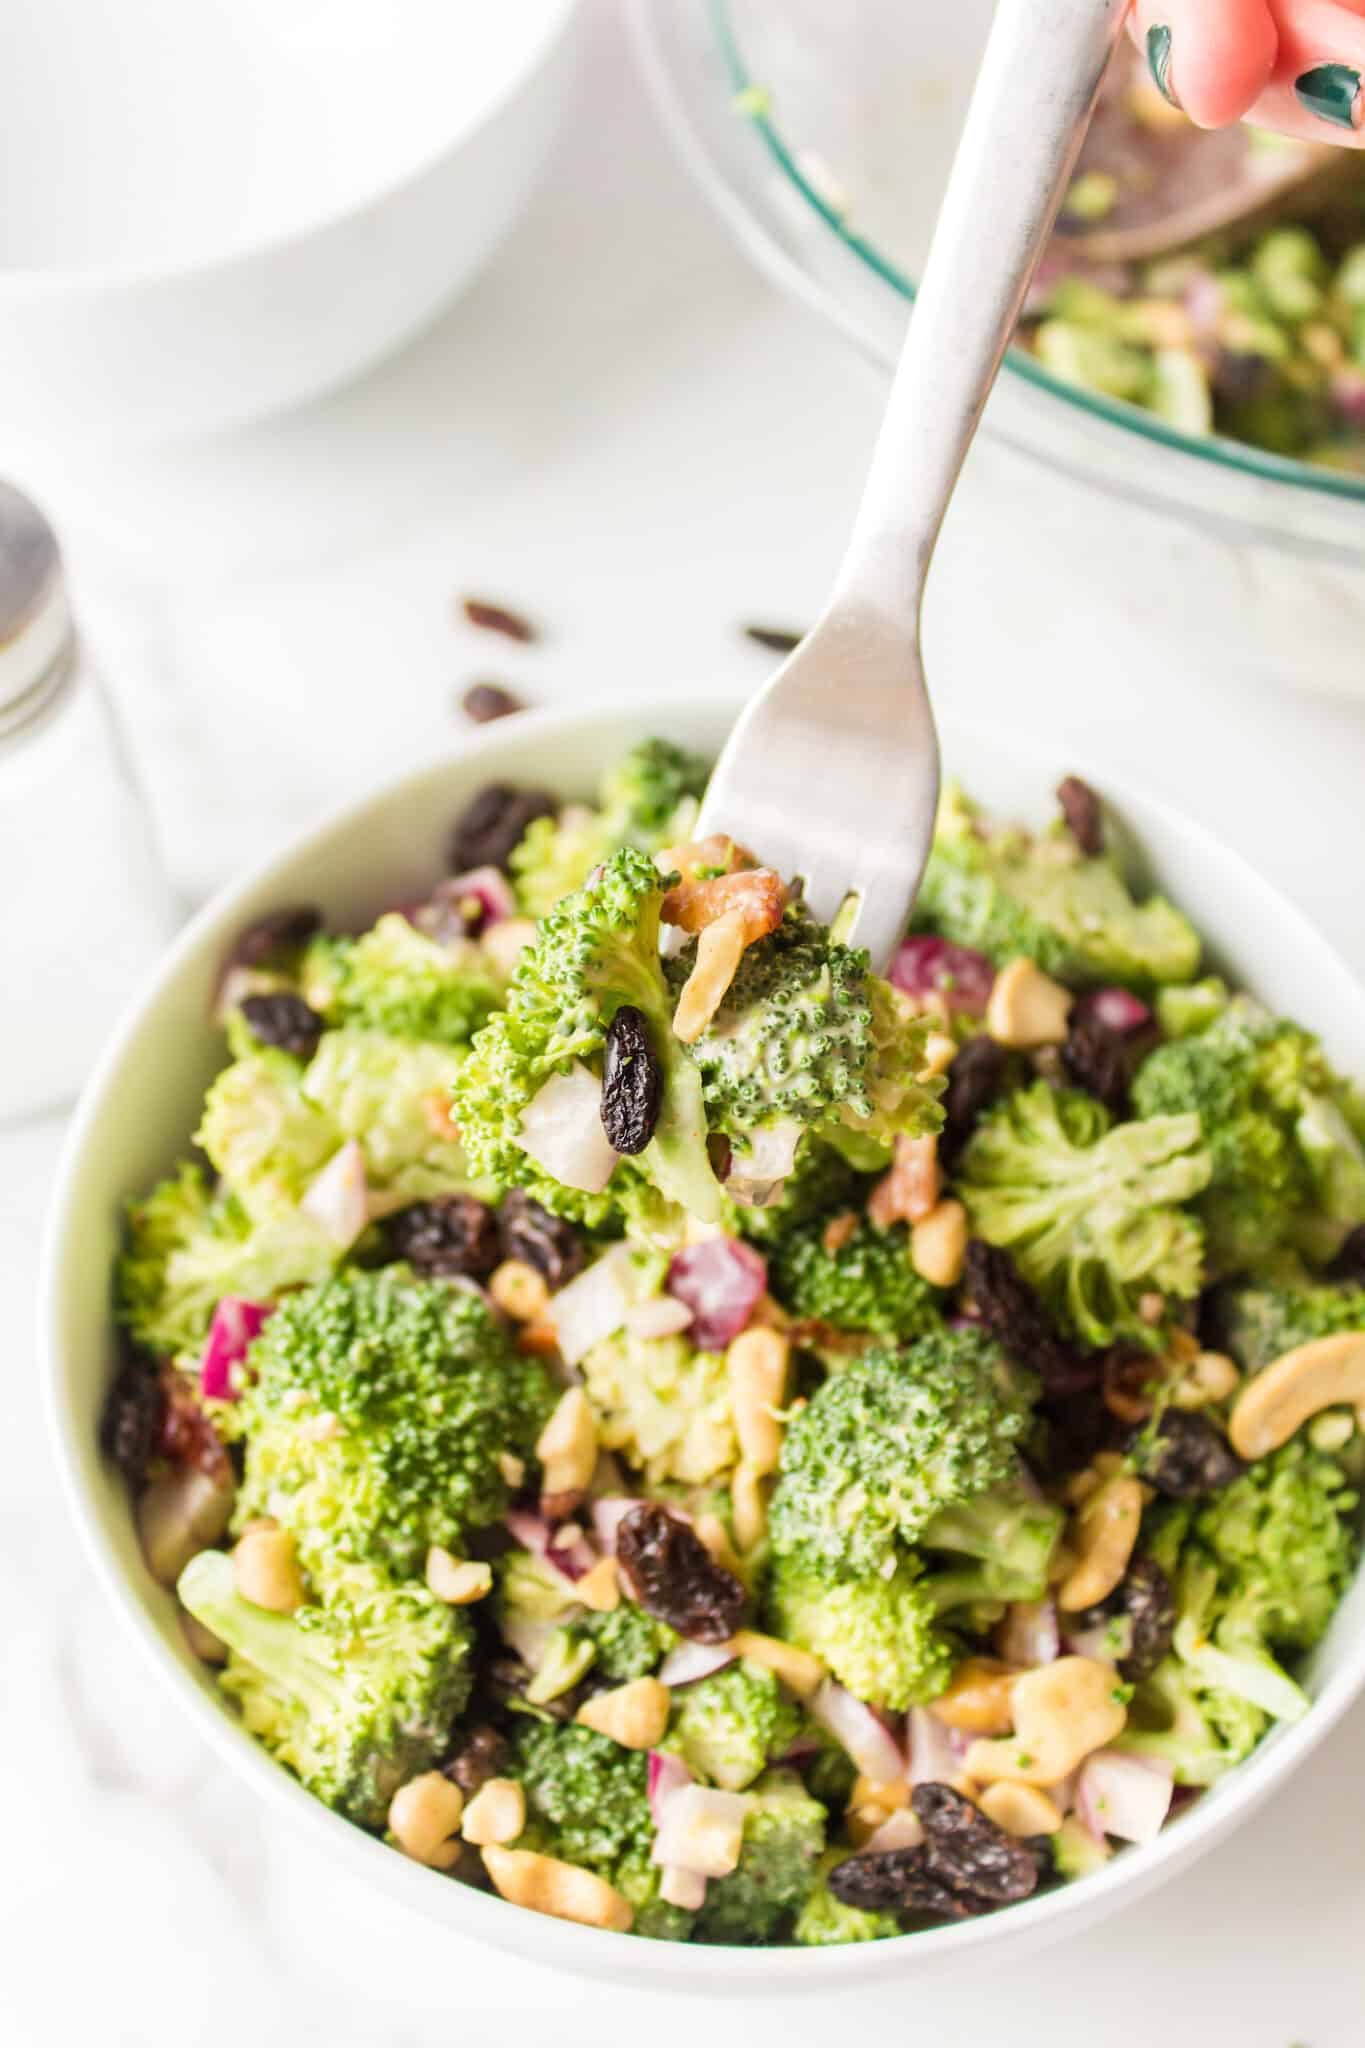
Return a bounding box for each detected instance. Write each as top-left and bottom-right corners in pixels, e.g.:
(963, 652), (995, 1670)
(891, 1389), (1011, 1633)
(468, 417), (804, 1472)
(115, 1163), (336, 1360)
(510, 738), (708, 917)
(955, 1082), (1211, 1346)
(793, 1853), (899, 1946)
(678, 904), (943, 1167)
(232, 1269), (555, 1582)
(726, 1139), (865, 1245)
(695, 1771), (826, 1943)
(664, 1660), (802, 1791)
(300, 1028), (492, 1202)
(580, 1326), (737, 1487)
(178, 1549), (472, 1828)
(770, 1216), (945, 1340)
(767, 1330), (1040, 1579)
(454, 847), (722, 1227)
(915, 784), (1201, 986)
(301, 913), (502, 1045)
(1119, 1652), (1267, 1786)
(766, 1554), (956, 1711)
(1216, 1271), (1365, 1373)
(196, 1047), (338, 1214)
(1156, 978), (1229, 1039)
(510, 1720), (693, 1940)
(578, 1601), (678, 1680)
(1133, 998), (1365, 1271)
(495, 1548), (580, 1625)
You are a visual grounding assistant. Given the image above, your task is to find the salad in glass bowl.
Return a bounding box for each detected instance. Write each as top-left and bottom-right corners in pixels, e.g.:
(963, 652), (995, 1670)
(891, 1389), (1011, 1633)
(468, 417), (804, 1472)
(99, 733), (1365, 1949)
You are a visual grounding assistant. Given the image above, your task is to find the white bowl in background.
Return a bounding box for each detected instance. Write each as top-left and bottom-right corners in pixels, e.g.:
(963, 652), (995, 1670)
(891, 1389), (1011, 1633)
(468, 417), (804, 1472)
(43, 691), (1365, 1989)
(0, 0), (580, 443)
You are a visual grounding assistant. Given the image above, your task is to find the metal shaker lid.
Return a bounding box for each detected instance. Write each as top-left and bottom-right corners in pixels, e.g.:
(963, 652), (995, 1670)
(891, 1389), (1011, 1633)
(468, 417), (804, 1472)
(0, 479), (71, 724)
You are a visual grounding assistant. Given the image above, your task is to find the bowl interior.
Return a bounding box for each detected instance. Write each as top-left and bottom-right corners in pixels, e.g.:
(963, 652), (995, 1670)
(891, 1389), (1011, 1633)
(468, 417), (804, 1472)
(44, 691), (1365, 1985)
(0, 0), (573, 274)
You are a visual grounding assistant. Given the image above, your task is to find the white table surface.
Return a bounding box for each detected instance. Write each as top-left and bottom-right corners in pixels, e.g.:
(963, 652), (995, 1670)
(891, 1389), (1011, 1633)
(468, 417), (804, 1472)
(6, 8), (1365, 2044)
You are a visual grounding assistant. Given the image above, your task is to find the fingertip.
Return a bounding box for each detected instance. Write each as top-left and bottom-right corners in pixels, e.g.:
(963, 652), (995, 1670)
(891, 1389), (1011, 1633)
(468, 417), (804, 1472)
(1138, 0), (1278, 128)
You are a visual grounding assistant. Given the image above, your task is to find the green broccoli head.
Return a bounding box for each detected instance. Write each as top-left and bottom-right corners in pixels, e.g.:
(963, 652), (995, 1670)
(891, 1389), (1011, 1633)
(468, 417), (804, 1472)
(178, 1549), (472, 1828)
(509, 1720), (693, 1941)
(578, 1601), (679, 1681)
(793, 1852), (899, 1946)
(663, 1660), (803, 1791)
(1118, 1652), (1267, 1787)
(511, 738), (709, 918)
(232, 1269), (556, 1583)
(580, 1325), (737, 1487)
(765, 1553), (956, 1711)
(770, 1215), (945, 1341)
(196, 1047), (338, 1215)
(1215, 1270), (1365, 1373)
(301, 913), (503, 1045)
(677, 904), (943, 1165)
(454, 847), (722, 1227)
(767, 1329), (1040, 1578)
(299, 1028), (491, 1202)
(914, 783), (1201, 986)
(956, 1081), (1211, 1347)
(115, 1163), (336, 1361)
(695, 1770), (826, 1944)
(1189, 1439), (1358, 1656)
(1132, 998), (1365, 1271)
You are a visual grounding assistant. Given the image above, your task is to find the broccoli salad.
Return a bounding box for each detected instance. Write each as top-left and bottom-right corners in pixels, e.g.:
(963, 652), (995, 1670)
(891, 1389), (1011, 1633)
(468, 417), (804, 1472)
(102, 737), (1365, 1947)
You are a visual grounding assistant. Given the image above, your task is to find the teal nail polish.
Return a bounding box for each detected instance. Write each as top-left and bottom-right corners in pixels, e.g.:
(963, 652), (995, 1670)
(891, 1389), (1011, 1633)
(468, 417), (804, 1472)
(1146, 24), (1178, 107)
(1294, 62), (1362, 128)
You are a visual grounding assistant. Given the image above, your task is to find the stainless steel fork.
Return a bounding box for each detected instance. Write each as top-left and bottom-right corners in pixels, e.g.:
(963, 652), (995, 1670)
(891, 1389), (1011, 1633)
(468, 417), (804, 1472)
(695, 0), (1130, 968)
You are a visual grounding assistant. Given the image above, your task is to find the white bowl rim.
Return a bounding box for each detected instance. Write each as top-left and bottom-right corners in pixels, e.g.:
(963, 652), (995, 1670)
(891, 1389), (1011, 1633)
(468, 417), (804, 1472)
(41, 688), (1365, 1987)
(2, 0), (580, 296)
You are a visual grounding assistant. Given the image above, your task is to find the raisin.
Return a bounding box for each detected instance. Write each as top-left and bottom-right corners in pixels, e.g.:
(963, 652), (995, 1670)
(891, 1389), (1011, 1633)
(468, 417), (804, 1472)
(226, 904), (321, 970)
(1117, 1556), (1178, 1680)
(239, 992), (325, 1060)
(1329, 1224), (1365, 1281)
(828, 1850), (973, 1920)
(743, 624), (803, 654)
(1056, 775), (1104, 856)
(100, 1350), (166, 1487)
(498, 1191), (585, 1289)
(1129, 1409), (1245, 1498)
(444, 1724), (509, 1793)
(158, 1368), (232, 1482)
(940, 1036), (1009, 1165)
(449, 783), (557, 874)
(1062, 1005), (1157, 1114)
(600, 1006), (663, 1155)
(461, 596), (537, 642)
(388, 1194), (500, 1278)
(461, 681), (525, 724)
(615, 1503), (747, 1643)
(828, 1786), (1039, 1922)
(964, 1239), (1098, 1397)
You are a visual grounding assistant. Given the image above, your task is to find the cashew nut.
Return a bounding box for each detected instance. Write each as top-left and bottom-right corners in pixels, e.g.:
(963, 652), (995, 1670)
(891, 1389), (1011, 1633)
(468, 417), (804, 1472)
(978, 1783), (1063, 1838)
(482, 1846), (633, 1932)
(730, 1463), (771, 1554)
(1309, 1409), (1356, 1454)
(964, 1657), (1128, 1787)
(725, 1629), (825, 1701)
(1170, 1349), (1241, 1410)
(924, 1031), (958, 1077)
(425, 1547), (493, 1605)
(727, 1325), (790, 1475)
(868, 1133), (941, 1229)
(695, 1513), (746, 1581)
(1229, 1332), (1365, 1459)
(536, 1387), (598, 1497)
(576, 1676), (671, 1750)
(928, 1657), (1021, 1735)
(232, 1526), (304, 1614)
(388, 1773), (464, 1869)
(461, 1777), (525, 1847)
(574, 1555), (622, 1613)
(985, 957), (1073, 1050)
(1057, 1473), (1144, 1613)
(849, 1776), (909, 1816)
(911, 1199), (969, 1288)
(673, 909), (749, 1043)
(491, 1259), (550, 1324)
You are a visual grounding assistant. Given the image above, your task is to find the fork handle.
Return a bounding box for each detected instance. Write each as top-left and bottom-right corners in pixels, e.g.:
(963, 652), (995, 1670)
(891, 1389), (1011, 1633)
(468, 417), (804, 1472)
(835, 0), (1130, 623)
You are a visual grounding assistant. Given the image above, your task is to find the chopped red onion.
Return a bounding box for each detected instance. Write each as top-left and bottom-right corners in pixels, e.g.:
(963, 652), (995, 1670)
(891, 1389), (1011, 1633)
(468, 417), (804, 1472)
(811, 1680), (906, 1784)
(1183, 270), (1223, 340)
(589, 1495), (647, 1552)
(136, 1467), (235, 1588)
(659, 1865), (707, 1911)
(199, 1297), (273, 1401)
(666, 1237), (767, 1350)
(888, 935), (995, 1015)
(650, 1784), (752, 1878)
(724, 1120), (803, 1207)
(906, 1706), (966, 1787)
(503, 1509), (596, 1584)
(659, 1641), (738, 1688)
(1332, 367), (1365, 427)
(1076, 1751), (1174, 1846)
(996, 1598), (1060, 1668)
(647, 1749), (693, 1820)
(1060, 1620), (1119, 1665)
(1083, 987), (1153, 1035)
(862, 1807), (926, 1854)
(300, 1140), (369, 1248)
(624, 1296), (695, 1341)
(518, 1064), (620, 1195)
(547, 1244), (635, 1365)
(444, 865), (516, 929)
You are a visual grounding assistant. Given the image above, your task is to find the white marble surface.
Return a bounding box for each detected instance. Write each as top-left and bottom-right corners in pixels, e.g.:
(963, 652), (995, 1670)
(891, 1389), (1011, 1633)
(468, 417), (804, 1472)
(6, 8), (1365, 2043)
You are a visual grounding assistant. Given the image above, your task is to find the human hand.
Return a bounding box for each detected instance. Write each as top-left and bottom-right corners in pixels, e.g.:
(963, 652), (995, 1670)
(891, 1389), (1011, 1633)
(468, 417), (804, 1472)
(1130, 0), (1365, 140)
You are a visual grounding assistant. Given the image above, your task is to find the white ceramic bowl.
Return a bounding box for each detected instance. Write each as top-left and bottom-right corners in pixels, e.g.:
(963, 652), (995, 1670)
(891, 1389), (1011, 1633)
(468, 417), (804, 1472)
(0, 0), (580, 443)
(43, 691), (1365, 1990)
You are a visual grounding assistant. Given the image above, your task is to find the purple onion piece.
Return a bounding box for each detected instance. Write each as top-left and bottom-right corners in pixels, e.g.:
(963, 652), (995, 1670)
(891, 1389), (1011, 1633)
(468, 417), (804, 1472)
(666, 1238), (767, 1350)
(888, 935), (995, 1015)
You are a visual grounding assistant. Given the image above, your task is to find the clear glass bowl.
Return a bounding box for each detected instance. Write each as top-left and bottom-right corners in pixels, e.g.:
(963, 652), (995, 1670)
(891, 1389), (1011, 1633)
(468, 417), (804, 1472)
(631, 0), (1365, 698)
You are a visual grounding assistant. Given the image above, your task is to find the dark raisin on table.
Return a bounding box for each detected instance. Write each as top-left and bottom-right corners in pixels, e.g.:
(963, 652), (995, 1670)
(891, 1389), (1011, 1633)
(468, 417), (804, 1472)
(1129, 1408), (1245, 1498)
(600, 1005), (663, 1155)
(449, 782), (557, 873)
(940, 1036), (1009, 1164)
(460, 596), (537, 643)
(239, 992), (326, 1060)
(615, 1502), (747, 1643)
(461, 682), (525, 724)
(100, 1349), (166, 1487)
(225, 904), (322, 971)
(1055, 774), (1104, 856)
(388, 1194), (501, 1278)
(498, 1190), (584, 1289)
